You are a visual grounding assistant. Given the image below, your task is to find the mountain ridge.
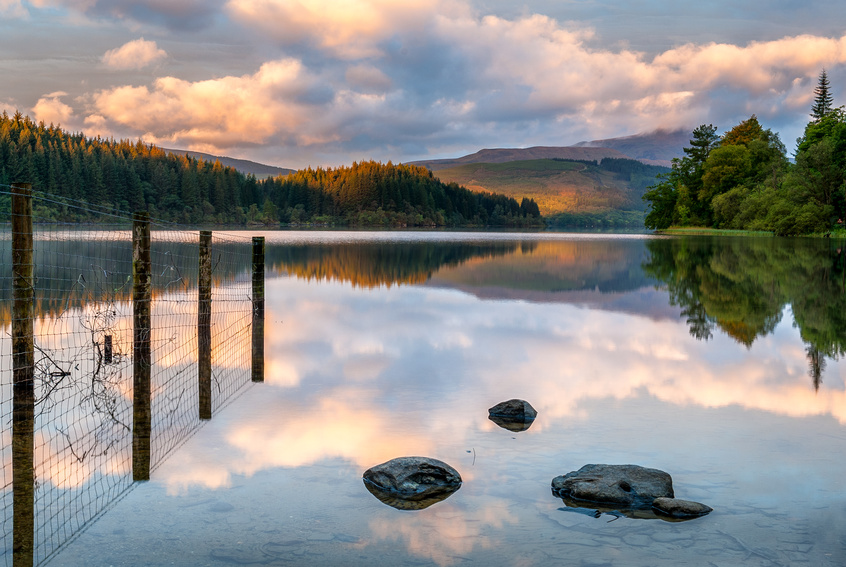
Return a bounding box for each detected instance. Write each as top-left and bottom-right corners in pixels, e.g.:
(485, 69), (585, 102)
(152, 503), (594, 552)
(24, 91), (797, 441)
(408, 146), (629, 171)
(574, 128), (689, 167)
(162, 147), (295, 178)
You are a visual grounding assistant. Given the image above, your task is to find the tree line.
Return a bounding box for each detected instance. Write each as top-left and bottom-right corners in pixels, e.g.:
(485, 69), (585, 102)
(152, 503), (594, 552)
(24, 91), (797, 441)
(0, 111), (541, 228)
(644, 71), (846, 235)
(261, 161), (542, 227)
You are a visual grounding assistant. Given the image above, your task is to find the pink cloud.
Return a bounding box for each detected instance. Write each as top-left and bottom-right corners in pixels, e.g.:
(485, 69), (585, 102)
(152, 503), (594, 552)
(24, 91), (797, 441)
(102, 38), (167, 70)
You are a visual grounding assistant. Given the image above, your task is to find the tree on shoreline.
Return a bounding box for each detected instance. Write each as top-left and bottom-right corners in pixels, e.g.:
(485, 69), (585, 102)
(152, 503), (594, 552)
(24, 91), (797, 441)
(644, 70), (844, 235)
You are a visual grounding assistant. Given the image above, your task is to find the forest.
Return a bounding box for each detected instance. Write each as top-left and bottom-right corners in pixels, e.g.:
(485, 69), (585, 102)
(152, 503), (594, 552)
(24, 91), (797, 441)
(0, 111), (542, 228)
(643, 71), (846, 235)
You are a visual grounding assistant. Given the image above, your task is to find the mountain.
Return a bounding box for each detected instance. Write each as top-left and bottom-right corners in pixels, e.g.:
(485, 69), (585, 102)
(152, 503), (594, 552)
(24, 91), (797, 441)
(408, 146), (629, 171)
(162, 148), (295, 178)
(429, 157), (669, 226)
(574, 129), (690, 167)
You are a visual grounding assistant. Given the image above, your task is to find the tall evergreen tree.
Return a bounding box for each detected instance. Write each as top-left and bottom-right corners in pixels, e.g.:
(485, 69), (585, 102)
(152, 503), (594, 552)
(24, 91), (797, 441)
(811, 70), (834, 120)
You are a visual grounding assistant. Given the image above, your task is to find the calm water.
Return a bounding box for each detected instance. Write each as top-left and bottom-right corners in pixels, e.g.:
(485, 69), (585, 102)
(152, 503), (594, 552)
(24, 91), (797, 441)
(6, 231), (846, 566)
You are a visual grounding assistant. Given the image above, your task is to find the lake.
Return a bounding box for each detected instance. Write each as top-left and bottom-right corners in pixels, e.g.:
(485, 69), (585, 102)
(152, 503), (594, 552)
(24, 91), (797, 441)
(3, 231), (846, 566)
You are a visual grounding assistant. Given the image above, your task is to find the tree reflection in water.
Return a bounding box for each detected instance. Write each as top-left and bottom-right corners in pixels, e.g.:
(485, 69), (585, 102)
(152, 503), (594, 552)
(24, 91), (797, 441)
(644, 236), (846, 389)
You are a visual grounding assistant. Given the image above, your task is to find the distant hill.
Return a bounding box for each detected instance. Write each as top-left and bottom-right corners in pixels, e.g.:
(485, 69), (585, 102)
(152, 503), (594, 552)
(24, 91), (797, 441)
(430, 157), (669, 226)
(162, 148), (295, 178)
(408, 146), (629, 171)
(574, 129), (689, 167)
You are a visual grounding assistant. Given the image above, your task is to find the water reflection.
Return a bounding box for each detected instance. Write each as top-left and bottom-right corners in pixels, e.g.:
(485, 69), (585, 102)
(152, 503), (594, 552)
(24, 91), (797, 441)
(7, 232), (846, 566)
(363, 479), (460, 510)
(268, 240), (527, 288)
(643, 237), (846, 388)
(0, 227), (255, 566)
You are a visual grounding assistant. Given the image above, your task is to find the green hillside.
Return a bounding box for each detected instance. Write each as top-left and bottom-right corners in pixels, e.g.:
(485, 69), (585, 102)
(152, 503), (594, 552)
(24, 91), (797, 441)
(433, 158), (669, 227)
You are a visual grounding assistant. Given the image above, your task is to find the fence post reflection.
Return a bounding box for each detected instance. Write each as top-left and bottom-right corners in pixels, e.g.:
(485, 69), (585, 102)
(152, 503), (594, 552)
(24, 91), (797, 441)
(252, 236), (265, 383)
(11, 183), (35, 567)
(132, 212), (152, 481)
(198, 230), (213, 420)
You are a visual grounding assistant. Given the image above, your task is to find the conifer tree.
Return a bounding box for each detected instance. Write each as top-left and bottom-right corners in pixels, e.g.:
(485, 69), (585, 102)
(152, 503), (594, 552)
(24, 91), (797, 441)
(811, 70), (834, 120)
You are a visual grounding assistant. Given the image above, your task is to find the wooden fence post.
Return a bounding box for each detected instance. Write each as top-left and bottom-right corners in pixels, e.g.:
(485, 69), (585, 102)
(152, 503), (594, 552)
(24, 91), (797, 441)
(252, 237), (265, 383)
(11, 183), (35, 567)
(198, 231), (212, 420)
(132, 211), (152, 481)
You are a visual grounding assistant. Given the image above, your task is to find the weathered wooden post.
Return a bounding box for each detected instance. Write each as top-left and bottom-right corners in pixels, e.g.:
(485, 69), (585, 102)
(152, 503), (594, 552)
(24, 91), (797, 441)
(132, 211), (152, 481)
(251, 236), (265, 383)
(198, 230), (212, 420)
(11, 183), (35, 567)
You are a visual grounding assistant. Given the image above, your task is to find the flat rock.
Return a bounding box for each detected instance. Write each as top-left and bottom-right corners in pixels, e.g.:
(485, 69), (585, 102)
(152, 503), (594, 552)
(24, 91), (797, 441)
(552, 464), (674, 508)
(363, 457), (461, 509)
(652, 497), (713, 519)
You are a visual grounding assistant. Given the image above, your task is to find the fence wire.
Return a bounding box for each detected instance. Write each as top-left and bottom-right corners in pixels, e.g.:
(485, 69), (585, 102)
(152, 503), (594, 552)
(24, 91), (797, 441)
(0, 187), (259, 566)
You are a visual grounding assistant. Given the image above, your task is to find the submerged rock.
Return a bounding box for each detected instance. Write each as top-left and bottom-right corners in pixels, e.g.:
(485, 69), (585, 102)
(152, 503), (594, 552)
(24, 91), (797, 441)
(652, 497), (713, 519)
(363, 457), (462, 510)
(551, 464), (674, 508)
(488, 399), (537, 431)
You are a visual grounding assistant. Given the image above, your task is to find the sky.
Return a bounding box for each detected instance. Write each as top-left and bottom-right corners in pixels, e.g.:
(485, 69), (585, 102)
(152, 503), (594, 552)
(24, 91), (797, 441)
(1, 0), (845, 169)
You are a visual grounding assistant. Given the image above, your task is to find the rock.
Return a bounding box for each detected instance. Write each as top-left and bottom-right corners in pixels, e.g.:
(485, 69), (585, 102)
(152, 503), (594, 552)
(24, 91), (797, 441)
(652, 497), (713, 519)
(363, 457), (462, 510)
(488, 399), (537, 431)
(551, 464), (674, 508)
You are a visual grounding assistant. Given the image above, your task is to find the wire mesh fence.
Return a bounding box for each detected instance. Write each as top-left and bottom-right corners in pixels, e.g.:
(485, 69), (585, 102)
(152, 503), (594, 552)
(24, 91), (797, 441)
(0, 185), (262, 566)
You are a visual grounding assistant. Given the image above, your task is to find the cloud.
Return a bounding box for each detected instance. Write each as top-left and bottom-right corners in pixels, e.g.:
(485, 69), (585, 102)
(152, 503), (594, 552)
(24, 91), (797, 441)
(60, 5), (846, 165)
(432, 15), (846, 137)
(102, 38), (167, 70)
(345, 64), (393, 95)
(32, 91), (74, 126)
(0, 100), (19, 115)
(225, 0), (464, 59)
(0, 0), (28, 17)
(91, 58), (324, 148)
(29, 0), (225, 29)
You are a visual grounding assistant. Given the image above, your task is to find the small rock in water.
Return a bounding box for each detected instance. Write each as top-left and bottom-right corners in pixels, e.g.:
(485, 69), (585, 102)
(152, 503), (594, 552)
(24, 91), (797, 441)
(488, 399), (537, 432)
(652, 497), (713, 519)
(363, 456), (462, 510)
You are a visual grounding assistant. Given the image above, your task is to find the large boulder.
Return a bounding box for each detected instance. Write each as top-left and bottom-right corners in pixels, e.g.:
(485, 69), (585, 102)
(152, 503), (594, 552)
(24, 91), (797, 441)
(551, 464), (674, 508)
(488, 399), (537, 432)
(363, 457), (462, 510)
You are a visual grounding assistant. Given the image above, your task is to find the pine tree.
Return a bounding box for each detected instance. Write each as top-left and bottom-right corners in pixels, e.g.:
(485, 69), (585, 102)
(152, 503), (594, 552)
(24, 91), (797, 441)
(811, 70), (834, 120)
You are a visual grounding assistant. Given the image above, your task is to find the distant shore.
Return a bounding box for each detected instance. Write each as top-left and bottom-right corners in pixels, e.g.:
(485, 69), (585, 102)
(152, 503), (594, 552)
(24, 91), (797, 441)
(656, 227), (846, 238)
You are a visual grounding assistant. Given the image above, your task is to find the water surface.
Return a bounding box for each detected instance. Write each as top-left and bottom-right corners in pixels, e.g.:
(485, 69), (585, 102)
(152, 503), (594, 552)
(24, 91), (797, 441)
(5, 231), (845, 566)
